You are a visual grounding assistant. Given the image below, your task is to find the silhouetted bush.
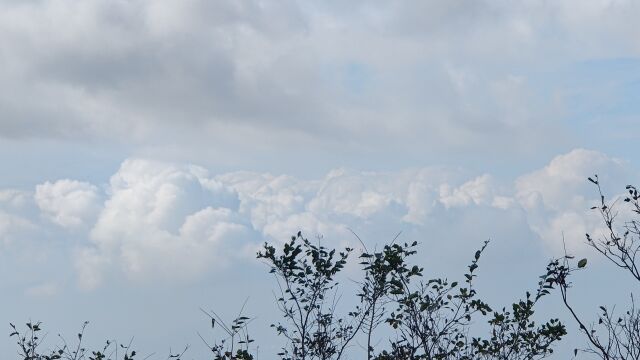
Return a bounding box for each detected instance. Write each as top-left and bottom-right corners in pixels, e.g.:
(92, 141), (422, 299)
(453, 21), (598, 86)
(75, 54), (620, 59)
(253, 233), (565, 360)
(544, 175), (640, 359)
(10, 230), (567, 359)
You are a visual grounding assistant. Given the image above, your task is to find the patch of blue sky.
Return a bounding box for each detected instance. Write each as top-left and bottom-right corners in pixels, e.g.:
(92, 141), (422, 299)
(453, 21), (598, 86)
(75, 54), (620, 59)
(521, 57), (640, 162)
(560, 58), (640, 158)
(0, 138), (128, 189)
(551, 57), (640, 119)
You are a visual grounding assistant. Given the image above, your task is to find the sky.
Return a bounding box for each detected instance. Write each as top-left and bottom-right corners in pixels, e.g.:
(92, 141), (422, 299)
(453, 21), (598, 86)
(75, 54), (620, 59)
(1, 1), (640, 358)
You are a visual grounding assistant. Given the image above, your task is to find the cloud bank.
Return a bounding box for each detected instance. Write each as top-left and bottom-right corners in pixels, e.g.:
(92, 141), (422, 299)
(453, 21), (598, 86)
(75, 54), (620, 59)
(0, 149), (631, 289)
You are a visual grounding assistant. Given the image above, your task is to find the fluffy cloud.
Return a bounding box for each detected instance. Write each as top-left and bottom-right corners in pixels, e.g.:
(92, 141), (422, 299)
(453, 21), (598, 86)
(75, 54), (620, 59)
(439, 174), (495, 209)
(35, 180), (102, 229)
(0, 149), (633, 288)
(515, 149), (625, 212)
(78, 159), (247, 288)
(69, 159), (518, 288)
(515, 149), (630, 253)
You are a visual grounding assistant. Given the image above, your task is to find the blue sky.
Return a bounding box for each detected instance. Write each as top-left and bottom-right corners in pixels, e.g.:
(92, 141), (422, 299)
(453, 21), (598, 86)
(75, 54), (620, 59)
(1, 1), (639, 358)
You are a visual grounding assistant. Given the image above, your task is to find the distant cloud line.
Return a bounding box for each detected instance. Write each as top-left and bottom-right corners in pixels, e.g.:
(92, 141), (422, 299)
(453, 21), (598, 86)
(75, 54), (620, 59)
(0, 149), (630, 290)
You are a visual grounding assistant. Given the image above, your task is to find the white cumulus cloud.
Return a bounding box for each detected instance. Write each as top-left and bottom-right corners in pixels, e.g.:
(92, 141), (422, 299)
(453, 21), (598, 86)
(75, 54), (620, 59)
(0, 149), (633, 288)
(515, 148), (630, 253)
(78, 159), (248, 289)
(35, 179), (102, 229)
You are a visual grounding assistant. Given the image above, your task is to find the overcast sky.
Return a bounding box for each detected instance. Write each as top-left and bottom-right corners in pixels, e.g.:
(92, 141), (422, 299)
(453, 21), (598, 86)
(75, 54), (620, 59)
(1, 1), (640, 358)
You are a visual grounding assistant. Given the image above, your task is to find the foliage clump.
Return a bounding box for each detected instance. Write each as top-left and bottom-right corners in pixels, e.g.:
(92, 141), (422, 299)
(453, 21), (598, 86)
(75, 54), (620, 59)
(255, 232), (565, 360)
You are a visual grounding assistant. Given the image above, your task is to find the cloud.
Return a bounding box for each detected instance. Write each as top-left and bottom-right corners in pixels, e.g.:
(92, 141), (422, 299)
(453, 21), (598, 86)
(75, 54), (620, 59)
(77, 159), (248, 288)
(0, 0), (637, 169)
(0, 149), (634, 288)
(439, 174), (495, 209)
(0, 211), (35, 246)
(35, 179), (102, 229)
(220, 167), (518, 246)
(0, 189), (32, 210)
(515, 148), (630, 253)
(0, 189), (38, 246)
(74, 159), (524, 287)
(515, 149), (625, 211)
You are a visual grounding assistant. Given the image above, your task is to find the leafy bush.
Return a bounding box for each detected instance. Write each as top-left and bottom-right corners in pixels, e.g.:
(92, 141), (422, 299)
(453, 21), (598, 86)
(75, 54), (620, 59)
(10, 231), (566, 359)
(255, 232), (565, 360)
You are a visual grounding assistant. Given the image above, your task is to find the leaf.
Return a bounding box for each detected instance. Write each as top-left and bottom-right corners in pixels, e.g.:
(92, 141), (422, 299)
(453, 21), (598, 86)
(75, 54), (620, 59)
(577, 258), (587, 268)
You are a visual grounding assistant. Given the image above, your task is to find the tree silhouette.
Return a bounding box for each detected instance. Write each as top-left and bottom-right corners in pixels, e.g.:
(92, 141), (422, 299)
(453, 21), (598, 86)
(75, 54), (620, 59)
(544, 175), (640, 359)
(257, 232), (565, 359)
(11, 232), (568, 359)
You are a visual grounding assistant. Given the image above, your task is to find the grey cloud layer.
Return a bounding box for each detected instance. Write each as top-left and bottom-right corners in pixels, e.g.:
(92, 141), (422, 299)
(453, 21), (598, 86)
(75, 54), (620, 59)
(0, 148), (630, 290)
(1, 1), (638, 159)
